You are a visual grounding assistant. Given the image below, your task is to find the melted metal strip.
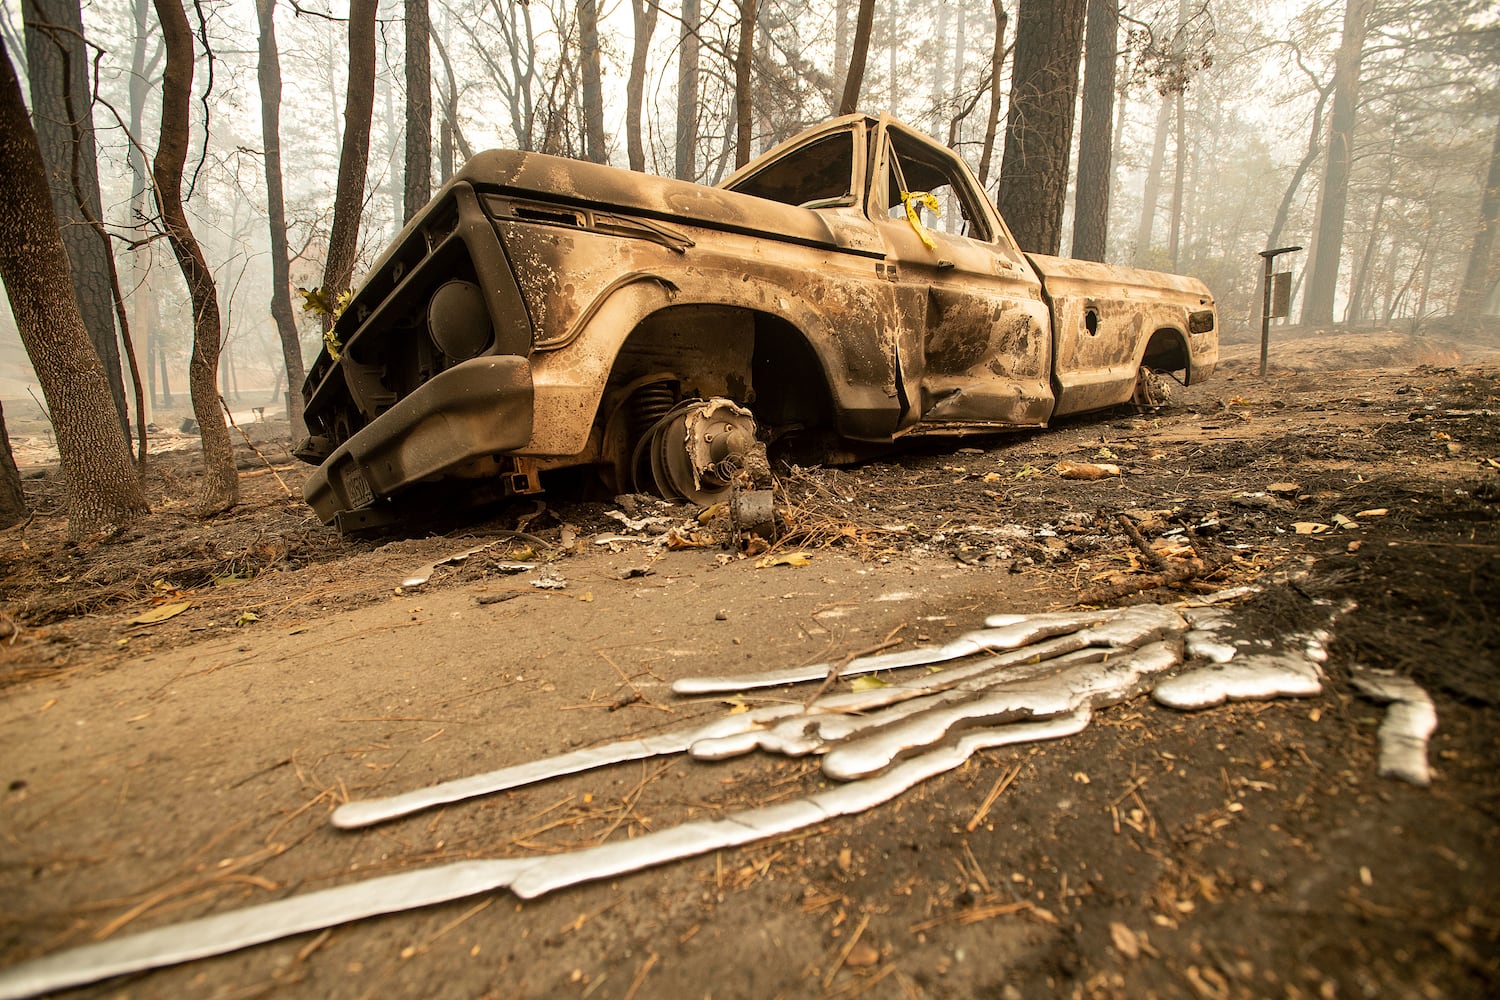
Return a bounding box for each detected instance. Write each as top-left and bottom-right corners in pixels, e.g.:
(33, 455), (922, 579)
(671, 610), (1127, 695)
(823, 641), (1182, 780)
(0, 858), (535, 1000)
(1184, 630), (1237, 664)
(341, 606), (1182, 826)
(981, 609), (1123, 629)
(686, 638), (1095, 761)
(1186, 583), (1264, 608)
(692, 647), (1121, 762)
(509, 707), (1094, 899)
(1152, 652), (1322, 710)
(0, 710), (1090, 1000)
(339, 606), (1188, 826)
(1350, 669), (1436, 786)
(688, 606), (1183, 762)
(341, 629), (1110, 826)
(332, 705), (807, 829)
(2, 591), (1337, 999)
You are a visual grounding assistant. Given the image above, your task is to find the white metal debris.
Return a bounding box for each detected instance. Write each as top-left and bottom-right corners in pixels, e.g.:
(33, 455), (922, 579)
(603, 509), (676, 532)
(0, 593), (1350, 1000)
(400, 540), (539, 589)
(400, 541), (502, 589)
(1151, 652), (1323, 710)
(670, 608), (1134, 694)
(1350, 668), (1437, 786)
(331, 708), (806, 829)
(0, 713), (1088, 1000)
(1183, 629), (1238, 663)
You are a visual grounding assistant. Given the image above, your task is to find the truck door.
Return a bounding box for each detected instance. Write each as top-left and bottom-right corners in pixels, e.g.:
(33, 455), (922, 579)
(868, 123), (1054, 431)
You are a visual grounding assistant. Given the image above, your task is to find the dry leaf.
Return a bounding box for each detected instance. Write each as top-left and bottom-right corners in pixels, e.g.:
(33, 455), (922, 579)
(1110, 922), (1141, 959)
(665, 529), (715, 550)
(757, 551), (812, 568)
(1292, 522), (1330, 535)
(1055, 461), (1121, 480)
(128, 601), (191, 626)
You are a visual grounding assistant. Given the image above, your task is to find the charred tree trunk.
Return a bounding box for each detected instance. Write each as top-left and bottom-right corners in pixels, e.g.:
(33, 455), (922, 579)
(382, 72), (400, 240)
(837, 0), (874, 116)
(0, 402), (28, 529)
(1456, 113), (1500, 324)
(733, 0), (757, 169)
(886, 0), (898, 109)
(1301, 0), (1372, 326)
(832, 0), (850, 109)
(404, 0), (432, 219)
(675, 0), (700, 180)
(996, 0), (1087, 255)
(1, 43), (147, 537)
(1071, 0), (1117, 262)
(1267, 79), (1332, 253)
(127, 0), (159, 420)
(950, 1), (966, 143)
(1346, 136), (1397, 325)
(431, 26), (471, 181)
(27, 0), (148, 463)
(579, 0), (605, 164)
(157, 344), (172, 406)
(255, 0), (305, 440)
(1168, 86), (1186, 269)
(932, 0), (948, 131)
(626, 0), (658, 171)
(1133, 92), (1171, 265)
(151, 0), (236, 514)
(21, 0), (129, 438)
(321, 0), (377, 326)
(976, 0), (1007, 185)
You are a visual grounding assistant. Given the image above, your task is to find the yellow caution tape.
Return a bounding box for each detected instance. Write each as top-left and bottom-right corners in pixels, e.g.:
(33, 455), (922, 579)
(901, 190), (941, 250)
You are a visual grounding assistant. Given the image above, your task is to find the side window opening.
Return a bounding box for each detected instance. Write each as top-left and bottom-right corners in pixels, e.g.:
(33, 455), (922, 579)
(724, 131), (856, 209)
(881, 132), (992, 243)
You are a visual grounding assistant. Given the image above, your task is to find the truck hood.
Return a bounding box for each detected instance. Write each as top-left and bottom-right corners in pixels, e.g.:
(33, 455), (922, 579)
(453, 149), (842, 250)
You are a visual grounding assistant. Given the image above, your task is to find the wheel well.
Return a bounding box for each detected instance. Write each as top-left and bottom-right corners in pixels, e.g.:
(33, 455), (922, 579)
(606, 306), (834, 428)
(1140, 328), (1190, 376)
(595, 307), (839, 488)
(750, 315), (835, 428)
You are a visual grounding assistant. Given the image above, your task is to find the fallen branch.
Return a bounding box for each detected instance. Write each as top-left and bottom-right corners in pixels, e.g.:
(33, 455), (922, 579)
(803, 625), (907, 707)
(219, 396), (292, 498)
(1077, 560), (1206, 605)
(1117, 513), (1172, 572)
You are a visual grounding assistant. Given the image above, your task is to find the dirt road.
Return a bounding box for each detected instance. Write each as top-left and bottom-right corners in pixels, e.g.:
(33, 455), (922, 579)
(1, 335), (1497, 998)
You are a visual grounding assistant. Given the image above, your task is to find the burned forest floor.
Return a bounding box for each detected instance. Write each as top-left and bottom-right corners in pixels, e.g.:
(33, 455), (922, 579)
(1, 329), (1498, 999)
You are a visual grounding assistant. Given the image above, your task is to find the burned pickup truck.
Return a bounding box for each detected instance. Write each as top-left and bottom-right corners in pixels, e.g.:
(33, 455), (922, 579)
(295, 114), (1217, 529)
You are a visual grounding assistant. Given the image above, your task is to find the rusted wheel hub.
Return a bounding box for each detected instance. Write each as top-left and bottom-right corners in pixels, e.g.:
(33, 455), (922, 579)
(633, 398), (765, 504)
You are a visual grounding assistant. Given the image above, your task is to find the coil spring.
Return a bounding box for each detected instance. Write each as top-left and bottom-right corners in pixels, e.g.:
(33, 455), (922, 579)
(628, 380), (678, 443)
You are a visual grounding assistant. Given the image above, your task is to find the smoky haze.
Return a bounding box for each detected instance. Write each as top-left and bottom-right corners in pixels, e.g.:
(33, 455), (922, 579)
(0, 0), (1496, 424)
